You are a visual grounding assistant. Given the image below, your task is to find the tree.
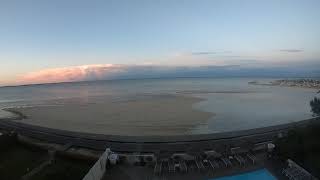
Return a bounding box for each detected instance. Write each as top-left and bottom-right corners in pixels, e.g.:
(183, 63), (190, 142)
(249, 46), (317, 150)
(310, 97), (320, 116)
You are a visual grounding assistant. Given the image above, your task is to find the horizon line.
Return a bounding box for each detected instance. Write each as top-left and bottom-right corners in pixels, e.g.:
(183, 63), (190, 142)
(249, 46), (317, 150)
(1, 75), (319, 89)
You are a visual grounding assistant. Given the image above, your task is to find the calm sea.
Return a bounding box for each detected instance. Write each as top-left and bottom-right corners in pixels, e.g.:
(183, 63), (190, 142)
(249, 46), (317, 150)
(0, 77), (318, 134)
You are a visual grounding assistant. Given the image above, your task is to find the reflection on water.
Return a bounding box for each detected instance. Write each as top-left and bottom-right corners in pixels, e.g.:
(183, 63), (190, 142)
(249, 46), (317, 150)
(0, 78), (317, 134)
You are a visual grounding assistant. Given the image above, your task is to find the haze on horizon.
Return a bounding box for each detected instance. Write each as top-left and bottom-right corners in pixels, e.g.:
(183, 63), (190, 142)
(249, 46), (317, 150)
(0, 0), (319, 86)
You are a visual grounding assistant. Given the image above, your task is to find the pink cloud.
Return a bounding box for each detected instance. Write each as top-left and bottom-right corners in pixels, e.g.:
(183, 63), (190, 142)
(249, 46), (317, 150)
(19, 64), (125, 84)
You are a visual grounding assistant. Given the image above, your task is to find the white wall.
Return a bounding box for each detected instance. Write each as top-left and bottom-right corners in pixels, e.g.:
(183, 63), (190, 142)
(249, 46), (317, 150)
(82, 148), (111, 180)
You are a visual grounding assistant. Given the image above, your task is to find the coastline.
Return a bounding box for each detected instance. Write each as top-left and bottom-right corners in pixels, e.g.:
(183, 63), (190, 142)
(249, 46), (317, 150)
(1, 114), (318, 152)
(2, 94), (214, 136)
(0, 109), (22, 120)
(1, 92), (319, 152)
(249, 79), (320, 90)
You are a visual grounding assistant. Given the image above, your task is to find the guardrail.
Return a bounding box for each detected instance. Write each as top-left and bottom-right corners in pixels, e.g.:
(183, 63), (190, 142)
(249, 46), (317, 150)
(82, 149), (111, 180)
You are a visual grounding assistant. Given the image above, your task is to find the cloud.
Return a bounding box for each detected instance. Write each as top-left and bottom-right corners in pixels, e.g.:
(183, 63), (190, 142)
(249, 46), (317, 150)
(16, 62), (320, 86)
(17, 64), (246, 85)
(11, 51), (319, 86)
(19, 64), (127, 84)
(279, 49), (303, 53)
(190, 51), (232, 56)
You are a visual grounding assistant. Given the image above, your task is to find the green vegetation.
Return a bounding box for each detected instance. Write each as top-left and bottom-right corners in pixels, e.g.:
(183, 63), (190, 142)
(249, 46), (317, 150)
(274, 97), (320, 178)
(310, 97), (320, 116)
(275, 123), (320, 178)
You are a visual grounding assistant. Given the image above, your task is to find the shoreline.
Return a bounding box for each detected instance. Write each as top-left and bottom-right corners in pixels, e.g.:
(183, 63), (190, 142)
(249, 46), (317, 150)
(1, 94), (214, 136)
(1, 112), (319, 152)
(249, 78), (320, 90)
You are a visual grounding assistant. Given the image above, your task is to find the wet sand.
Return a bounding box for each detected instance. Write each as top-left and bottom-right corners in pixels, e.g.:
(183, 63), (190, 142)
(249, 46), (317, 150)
(0, 109), (19, 119)
(9, 95), (213, 136)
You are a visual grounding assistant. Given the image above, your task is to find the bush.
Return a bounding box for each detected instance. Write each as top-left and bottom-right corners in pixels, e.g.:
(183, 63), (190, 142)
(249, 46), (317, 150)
(310, 97), (320, 116)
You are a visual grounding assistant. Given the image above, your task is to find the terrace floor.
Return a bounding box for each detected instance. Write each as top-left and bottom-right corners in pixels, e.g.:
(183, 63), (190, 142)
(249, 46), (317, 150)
(102, 152), (275, 180)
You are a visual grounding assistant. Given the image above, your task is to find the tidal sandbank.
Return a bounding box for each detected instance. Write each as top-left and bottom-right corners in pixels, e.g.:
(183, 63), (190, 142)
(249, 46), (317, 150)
(0, 109), (21, 120)
(7, 95), (214, 136)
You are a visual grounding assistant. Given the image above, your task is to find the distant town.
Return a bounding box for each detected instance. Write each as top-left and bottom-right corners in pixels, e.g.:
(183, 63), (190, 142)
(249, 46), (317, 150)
(249, 79), (320, 90)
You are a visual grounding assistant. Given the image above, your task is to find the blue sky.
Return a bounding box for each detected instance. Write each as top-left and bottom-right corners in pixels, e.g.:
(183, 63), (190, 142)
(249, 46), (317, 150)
(0, 0), (319, 85)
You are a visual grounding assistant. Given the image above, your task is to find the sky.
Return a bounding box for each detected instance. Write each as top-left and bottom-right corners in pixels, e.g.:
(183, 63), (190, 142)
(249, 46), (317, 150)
(0, 0), (319, 85)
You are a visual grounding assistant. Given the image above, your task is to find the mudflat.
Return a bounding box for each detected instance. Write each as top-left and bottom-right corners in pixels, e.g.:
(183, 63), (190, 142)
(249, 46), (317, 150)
(10, 95), (213, 136)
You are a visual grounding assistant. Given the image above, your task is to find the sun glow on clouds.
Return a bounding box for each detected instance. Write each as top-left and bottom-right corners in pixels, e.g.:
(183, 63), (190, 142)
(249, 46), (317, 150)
(17, 63), (230, 85)
(19, 64), (125, 84)
(13, 50), (319, 86)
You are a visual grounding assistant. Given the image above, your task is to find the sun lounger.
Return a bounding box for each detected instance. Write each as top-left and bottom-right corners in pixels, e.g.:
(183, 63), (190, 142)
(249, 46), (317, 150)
(154, 160), (162, 175)
(194, 159), (201, 170)
(246, 153), (256, 164)
(212, 160), (220, 168)
(234, 155), (243, 166)
(226, 157), (233, 166)
(168, 160), (174, 173)
(240, 155), (246, 165)
(186, 160), (197, 172)
(235, 154), (246, 166)
(220, 157), (228, 167)
(180, 160), (188, 173)
(202, 159), (212, 170)
(174, 162), (180, 173)
(208, 159), (215, 170)
(197, 157), (205, 170)
(154, 161), (158, 174)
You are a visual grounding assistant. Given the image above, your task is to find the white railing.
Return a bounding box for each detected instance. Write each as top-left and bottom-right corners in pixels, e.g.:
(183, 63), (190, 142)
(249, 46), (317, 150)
(82, 148), (111, 180)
